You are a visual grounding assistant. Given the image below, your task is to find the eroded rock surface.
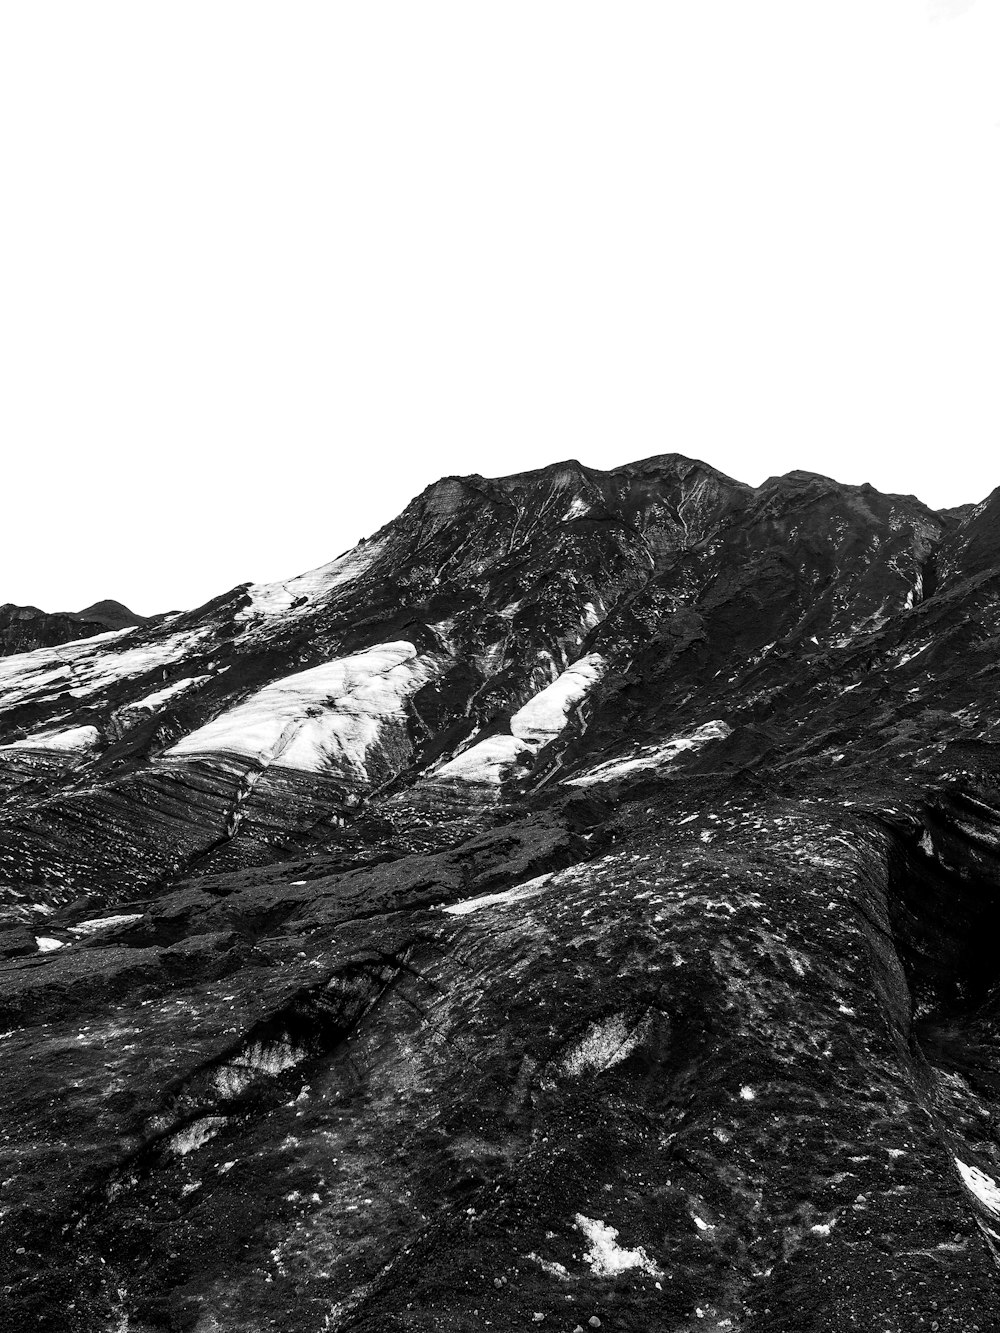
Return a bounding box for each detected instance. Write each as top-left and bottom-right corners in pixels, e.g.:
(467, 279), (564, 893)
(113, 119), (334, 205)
(1, 455), (1000, 1331)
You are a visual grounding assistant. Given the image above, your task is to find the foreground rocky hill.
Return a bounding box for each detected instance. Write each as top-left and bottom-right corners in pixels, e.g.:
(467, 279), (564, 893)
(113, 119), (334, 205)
(1, 454), (999, 1332)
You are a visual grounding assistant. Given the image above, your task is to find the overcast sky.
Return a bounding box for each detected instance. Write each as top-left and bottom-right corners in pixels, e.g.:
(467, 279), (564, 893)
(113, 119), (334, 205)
(1, 1), (998, 615)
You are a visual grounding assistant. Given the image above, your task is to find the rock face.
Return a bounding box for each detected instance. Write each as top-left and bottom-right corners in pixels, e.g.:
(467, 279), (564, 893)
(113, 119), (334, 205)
(1, 453), (1000, 1332)
(0, 597), (149, 656)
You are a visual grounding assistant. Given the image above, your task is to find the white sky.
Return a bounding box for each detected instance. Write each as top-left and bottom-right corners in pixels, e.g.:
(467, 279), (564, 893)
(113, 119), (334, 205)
(1, 1), (998, 615)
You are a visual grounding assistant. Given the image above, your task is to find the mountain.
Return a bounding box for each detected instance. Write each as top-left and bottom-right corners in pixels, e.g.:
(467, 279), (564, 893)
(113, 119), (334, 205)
(0, 597), (150, 657)
(1, 453), (999, 1332)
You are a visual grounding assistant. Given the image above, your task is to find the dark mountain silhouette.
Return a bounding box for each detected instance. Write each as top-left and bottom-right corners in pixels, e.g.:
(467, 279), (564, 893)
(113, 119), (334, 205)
(2, 453), (999, 1331)
(0, 596), (150, 657)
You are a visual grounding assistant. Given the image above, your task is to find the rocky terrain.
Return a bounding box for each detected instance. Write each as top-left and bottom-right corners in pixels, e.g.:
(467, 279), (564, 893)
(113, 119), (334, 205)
(0, 599), (150, 657)
(1, 453), (1000, 1332)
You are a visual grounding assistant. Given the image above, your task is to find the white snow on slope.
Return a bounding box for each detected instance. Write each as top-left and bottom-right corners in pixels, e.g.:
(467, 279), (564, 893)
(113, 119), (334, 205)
(432, 653), (608, 785)
(956, 1158), (1000, 1215)
(574, 1215), (664, 1279)
(567, 720), (732, 786)
(511, 654), (608, 744)
(237, 540), (382, 622)
(526, 1252), (570, 1280)
(561, 1013), (652, 1077)
(0, 627), (211, 715)
(118, 676), (211, 717)
(166, 642), (445, 779)
(443, 872), (554, 917)
(0, 724), (100, 753)
(433, 733), (524, 785)
(582, 601), (602, 630)
(69, 914), (144, 935)
(170, 1117), (226, 1157)
(895, 642), (930, 668)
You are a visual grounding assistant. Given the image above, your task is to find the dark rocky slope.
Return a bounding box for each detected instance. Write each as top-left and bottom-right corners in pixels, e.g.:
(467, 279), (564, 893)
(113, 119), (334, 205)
(0, 597), (150, 657)
(1, 454), (999, 1332)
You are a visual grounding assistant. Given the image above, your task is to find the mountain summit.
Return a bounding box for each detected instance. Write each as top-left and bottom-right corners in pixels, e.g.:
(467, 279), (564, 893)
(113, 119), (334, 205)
(0, 596), (149, 656)
(2, 454), (1000, 1330)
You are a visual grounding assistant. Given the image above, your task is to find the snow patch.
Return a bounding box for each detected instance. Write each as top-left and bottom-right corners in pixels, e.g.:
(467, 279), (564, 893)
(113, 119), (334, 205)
(567, 720), (732, 786)
(895, 643), (930, 668)
(510, 654), (608, 745)
(430, 734), (524, 785)
(574, 1215), (664, 1279)
(432, 654), (608, 785)
(0, 628), (211, 715)
(170, 1117), (227, 1157)
(2, 724), (100, 753)
(237, 540), (382, 622)
(116, 676), (210, 718)
(167, 642), (445, 780)
(561, 1013), (651, 1077)
(35, 936), (64, 952)
(213, 1040), (305, 1098)
(956, 1158), (1000, 1215)
(526, 1252), (571, 1280)
(69, 914), (144, 935)
(444, 872), (554, 917)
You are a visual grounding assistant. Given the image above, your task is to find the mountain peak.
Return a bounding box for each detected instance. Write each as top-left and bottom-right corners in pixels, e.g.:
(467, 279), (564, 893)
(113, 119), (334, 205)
(71, 599), (148, 628)
(3, 451), (1000, 1329)
(0, 596), (148, 657)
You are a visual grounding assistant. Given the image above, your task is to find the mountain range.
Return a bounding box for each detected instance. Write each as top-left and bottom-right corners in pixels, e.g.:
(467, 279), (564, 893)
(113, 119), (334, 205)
(0, 598), (149, 657)
(2, 453), (999, 1332)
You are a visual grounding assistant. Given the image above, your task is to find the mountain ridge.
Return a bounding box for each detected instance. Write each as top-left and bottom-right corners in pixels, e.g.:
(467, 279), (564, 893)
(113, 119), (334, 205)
(2, 451), (1000, 1332)
(0, 596), (151, 658)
